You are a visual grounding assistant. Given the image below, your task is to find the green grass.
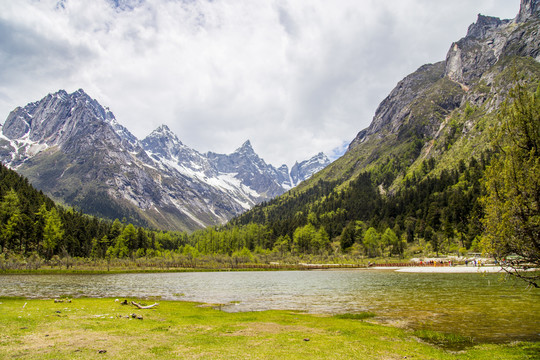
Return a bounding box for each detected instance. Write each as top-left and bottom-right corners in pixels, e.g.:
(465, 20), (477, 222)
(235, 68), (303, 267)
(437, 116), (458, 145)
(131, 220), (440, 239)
(413, 329), (475, 350)
(0, 297), (538, 359)
(333, 312), (376, 320)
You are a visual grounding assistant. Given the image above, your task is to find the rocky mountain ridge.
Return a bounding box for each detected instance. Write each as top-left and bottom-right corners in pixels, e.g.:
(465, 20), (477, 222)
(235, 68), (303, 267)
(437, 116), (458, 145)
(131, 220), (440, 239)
(232, 0), (540, 248)
(247, 0), (540, 220)
(333, 0), (540, 184)
(349, 1), (539, 153)
(0, 90), (329, 231)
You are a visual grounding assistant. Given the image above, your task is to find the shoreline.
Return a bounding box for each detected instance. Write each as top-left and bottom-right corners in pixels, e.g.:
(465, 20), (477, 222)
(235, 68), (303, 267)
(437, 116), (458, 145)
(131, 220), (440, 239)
(377, 265), (506, 273)
(2, 264), (535, 275)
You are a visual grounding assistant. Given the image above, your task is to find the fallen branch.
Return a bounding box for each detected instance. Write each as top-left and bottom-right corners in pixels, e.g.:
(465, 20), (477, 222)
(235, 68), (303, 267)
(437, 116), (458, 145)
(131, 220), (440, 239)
(131, 301), (159, 309)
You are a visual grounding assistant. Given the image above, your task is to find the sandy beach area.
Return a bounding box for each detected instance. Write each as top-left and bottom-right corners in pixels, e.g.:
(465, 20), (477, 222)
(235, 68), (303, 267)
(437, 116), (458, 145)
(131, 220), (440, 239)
(373, 266), (506, 273)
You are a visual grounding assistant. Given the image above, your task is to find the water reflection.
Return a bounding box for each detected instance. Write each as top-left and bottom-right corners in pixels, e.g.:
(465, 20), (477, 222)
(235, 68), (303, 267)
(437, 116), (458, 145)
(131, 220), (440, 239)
(0, 270), (538, 342)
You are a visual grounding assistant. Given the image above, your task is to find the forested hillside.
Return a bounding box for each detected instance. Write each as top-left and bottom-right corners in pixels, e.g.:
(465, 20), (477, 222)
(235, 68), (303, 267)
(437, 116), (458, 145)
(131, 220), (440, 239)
(1, 2), (538, 276)
(231, 152), (489, 256)
(222, 4), (540, 265)
(0, 163), (187, 266)
(1, 86), (537, 271)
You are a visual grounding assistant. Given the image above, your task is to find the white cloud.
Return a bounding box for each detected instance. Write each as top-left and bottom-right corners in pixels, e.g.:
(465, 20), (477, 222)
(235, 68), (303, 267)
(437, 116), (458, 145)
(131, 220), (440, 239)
(0, 0), (520, 167)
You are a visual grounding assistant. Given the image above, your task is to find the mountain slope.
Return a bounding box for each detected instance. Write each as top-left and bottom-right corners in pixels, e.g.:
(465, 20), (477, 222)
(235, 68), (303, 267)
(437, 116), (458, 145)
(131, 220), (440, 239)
(0, 92), (329, 231)
(232, 0), (540, 244)
(295, 0), (539, 192)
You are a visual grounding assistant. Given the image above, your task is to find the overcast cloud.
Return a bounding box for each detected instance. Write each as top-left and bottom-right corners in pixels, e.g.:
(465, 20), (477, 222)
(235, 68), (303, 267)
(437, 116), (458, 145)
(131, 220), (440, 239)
(0, 0), (519, 167)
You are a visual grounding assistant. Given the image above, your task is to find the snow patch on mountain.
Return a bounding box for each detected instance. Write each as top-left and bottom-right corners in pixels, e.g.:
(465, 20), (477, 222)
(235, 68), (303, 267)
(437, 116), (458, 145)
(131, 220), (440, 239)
(0, 89), (331, 230)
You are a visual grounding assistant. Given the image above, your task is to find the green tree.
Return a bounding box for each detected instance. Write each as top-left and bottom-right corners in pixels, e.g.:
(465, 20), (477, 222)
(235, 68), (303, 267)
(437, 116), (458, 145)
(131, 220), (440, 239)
(136, 227), (149, 249)
(424, 226), (436, 255)
(273, 235), (290, 257)
(363, 227), (380, 258)
(307, 212), (318, 226)
(293, 224), (316, 253)
(481, 83), (540, 287)
(2, 212), (23, 253)
(0, 189), (20, 221)
(312, 227), (330, 255)
(121, 223), (138, 252)
(90, 237), (101, 259)
(381, 228), (401, 256)
(108, 219), (123, 242)
(340, 222), (356, 252)
(232, 247), (254, 265)
(112, 234), (129, 258)
(42, 207), (64, 259)
(0, 189), (21, 252)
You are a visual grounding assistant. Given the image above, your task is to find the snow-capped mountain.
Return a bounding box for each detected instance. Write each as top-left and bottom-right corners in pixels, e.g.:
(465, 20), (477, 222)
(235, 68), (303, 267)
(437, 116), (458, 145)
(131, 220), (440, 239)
(0, 90), (329, 231)
(207, 141), (289, 198)
(290, 152), (330, 186)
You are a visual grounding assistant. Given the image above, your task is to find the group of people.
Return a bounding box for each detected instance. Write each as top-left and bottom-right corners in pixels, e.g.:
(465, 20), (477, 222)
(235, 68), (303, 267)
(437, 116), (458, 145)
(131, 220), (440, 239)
(417, 260), (452, 266)
(415, 259), (486, 267)
(464, 259), (482, 266)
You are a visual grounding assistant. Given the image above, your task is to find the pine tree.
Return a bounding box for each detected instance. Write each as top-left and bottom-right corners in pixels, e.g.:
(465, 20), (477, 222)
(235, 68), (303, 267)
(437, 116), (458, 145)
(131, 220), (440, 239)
(481, 83), (540, 287)
(0, 189), (22, 253)
(42, 207), (64, 259)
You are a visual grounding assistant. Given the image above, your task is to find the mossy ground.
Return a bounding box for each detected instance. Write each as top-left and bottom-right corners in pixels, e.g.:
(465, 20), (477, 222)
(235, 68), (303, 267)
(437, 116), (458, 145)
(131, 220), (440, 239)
(0, 297), (538, 359)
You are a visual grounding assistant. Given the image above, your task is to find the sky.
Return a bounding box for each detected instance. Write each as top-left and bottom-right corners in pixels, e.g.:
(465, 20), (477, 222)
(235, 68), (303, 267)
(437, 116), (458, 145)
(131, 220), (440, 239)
(0, 0), (520, 168)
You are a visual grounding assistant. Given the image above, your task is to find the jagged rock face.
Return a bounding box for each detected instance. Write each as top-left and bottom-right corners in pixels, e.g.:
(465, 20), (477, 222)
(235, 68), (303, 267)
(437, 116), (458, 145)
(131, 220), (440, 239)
(349, 1), (540, 151)
(206, 141), (287, 198)
(277, 164), (292, 189)
(349, 61), (449, 149)
(0, 90), (330, 231)
(2, 90), (136, 166)
(141, 125), (183, 159)
(142, 125), (216, 178)
(445, 15), (511, 85)
(445, 1), (540, 85)
(290, 153), (330, 186)
(516, 0), (540, 22)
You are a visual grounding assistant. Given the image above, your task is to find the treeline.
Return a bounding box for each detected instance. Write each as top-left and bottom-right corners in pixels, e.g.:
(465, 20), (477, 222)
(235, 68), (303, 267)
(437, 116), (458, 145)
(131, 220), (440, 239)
(0, 151), (489, 266)
(228, 153), (489, 257)
(3, 84), (538, 271)
(174, 153), (488, 260)
(0, 164), (188, 262)
(0, 150), (488, 265)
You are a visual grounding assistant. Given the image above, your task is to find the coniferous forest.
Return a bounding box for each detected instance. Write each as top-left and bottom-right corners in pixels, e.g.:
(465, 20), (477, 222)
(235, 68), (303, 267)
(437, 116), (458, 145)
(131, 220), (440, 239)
(0, 136), (498, 268)
(0, 84), (538, 283)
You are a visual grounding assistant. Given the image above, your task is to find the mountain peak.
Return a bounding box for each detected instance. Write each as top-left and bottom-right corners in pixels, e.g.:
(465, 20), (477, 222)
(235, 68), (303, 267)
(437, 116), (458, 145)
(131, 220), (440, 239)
(67, 88), (94, 104)
(242, 140), (252, 148)
(143, 124), (183, 154)
(516, 0), (540, 22)
(153, 124), (173, 135)
(290, 152), (330, 186)
(52, 89), (68, 98)
(466, 14), (506, 39)
(75, 88), (88, 96)
(235, 140), (254, 153)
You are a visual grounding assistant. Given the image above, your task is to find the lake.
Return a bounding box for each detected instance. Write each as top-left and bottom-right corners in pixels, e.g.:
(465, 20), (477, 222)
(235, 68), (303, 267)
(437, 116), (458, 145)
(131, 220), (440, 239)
(1, 269), (538, 343)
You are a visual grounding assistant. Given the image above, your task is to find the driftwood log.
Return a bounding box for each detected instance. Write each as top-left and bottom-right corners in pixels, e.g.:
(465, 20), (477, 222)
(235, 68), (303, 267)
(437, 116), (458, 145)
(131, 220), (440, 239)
(131, 301), (159, 309)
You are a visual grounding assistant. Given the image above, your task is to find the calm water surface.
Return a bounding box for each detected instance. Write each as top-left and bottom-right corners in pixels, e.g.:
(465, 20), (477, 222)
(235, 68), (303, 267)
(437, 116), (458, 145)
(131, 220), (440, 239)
(1, 270), (538, 343)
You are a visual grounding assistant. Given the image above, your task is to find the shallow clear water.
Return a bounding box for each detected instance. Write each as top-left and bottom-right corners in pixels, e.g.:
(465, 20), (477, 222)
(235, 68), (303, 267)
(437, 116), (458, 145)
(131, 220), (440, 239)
(1, 270), (538, 342)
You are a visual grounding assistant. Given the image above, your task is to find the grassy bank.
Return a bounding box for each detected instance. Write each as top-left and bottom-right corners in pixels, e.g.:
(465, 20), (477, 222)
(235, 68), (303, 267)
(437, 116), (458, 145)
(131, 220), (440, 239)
(0, 265), (358, 275)
(0, 268), (248, 275)
(0, 297), (538, 359)
(1, 257), (372, 274)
